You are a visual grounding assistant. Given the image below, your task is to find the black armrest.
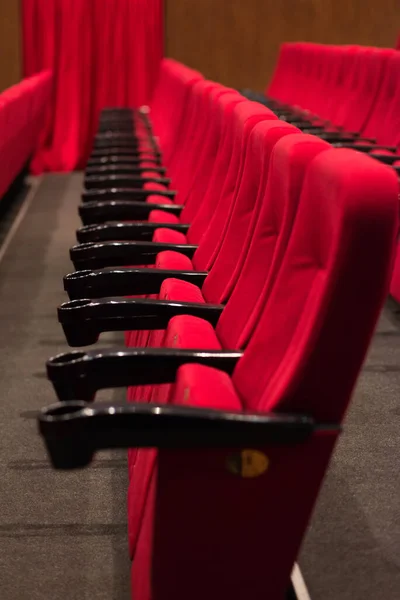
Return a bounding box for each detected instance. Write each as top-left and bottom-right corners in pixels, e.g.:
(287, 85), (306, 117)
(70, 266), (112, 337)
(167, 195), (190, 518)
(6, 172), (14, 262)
(38, 401), (316, 469)
(90, 147), (161, 159)
(70, 241), (197, 270)
(331, 143), (397, 153)
(92, 139), (157, 150)
(368, 153), (400, 165)
(87, 155), (161, 167)
(85, 165), (167, 176)
(95, 132), (137, 141)
(307, 131), (358, 142)
(84, 174), (170, 190)
(46, 348), (243, 402)
(92, 139), (139, 149)
(93, 140), (139, 150)
(59, 297), (224, 346)
(81, 187), (176, 203)
(77, 222), (190, 243)
(79, 201), (183, 225)
(64, 267), (208, 299)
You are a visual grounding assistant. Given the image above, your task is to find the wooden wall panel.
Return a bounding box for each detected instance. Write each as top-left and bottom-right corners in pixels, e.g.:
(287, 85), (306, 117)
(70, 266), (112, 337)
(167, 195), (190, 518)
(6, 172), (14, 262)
(165, 0), (400, 90)
(0, 1), (22, 92)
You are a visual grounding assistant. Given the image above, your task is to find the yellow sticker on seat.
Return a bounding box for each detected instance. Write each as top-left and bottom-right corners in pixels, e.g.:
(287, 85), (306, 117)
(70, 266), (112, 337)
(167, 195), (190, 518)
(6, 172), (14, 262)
(226, 449), (269, 478)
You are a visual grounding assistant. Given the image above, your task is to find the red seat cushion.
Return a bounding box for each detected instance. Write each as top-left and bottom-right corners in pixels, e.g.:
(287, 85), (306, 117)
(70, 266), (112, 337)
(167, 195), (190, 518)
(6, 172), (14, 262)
(148, 209), (180, 222)
(149, 315), (222, 404)
(143, 181), (168, 191)
(155, 250), (193, 270)
(171, 364), (241, 410)
(152, 228), (187, 244)
(159, 278), (206, 303)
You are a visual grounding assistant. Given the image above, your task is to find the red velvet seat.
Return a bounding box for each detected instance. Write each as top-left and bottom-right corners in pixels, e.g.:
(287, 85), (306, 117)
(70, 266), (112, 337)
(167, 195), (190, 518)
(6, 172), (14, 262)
(262, 43), (395, 148)
(0, 71), (52, 200)
(127, 148), (399, 600)
(125, 131), (330, 526)
(124, 110), (285, 354)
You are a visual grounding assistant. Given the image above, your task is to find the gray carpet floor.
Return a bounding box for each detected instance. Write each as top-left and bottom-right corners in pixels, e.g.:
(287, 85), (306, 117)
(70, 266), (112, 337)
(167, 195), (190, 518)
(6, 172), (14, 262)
(300, 307), (400, 599)
(0, 174), (130, 600)
(0, 173), (398, 599)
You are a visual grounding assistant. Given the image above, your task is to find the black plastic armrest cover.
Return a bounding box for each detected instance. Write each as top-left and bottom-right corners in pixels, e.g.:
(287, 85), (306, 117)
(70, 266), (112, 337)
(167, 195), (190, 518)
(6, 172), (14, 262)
(70, 241), (198, 270)
(81, 187), (176, 203)
(87, 156), (161, 167)
(39, 401), (316, 469)
(59, 297), (224, 346)
(85, 165), (167, 176)
(368, 153), (399, 165)
(46, 348), (243, 402)
(79, 201), (183, 225)
(76, 222), (190, 243)
(84, 174), (170, 188)
(64, 267), (208, 299)
(331, 143), (397, 152)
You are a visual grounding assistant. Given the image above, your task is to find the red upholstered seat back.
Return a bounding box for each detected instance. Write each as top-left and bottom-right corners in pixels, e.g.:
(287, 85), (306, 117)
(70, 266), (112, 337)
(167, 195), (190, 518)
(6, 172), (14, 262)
(177, 86), (244, 215)
(149, 59), (202, 161)
(201, 122), (302, 304)
(233, 149), (399, 422)
(328, 46), (365, 128)
(341, 47), (394, 134)
(189, 102), (276, 263)
(167, 80), (232, 206)
(362, 51), (400, 145)
(297, 43), (331, 115)
(215, 133), (331, 346)
(179, 92), (246, 223)
(266, 42), (294, 101)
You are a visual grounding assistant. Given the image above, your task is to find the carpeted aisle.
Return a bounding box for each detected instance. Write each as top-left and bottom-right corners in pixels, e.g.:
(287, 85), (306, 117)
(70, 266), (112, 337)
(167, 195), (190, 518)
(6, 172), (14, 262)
(0, 174), (130, 600)
(300, 309), (400, 599)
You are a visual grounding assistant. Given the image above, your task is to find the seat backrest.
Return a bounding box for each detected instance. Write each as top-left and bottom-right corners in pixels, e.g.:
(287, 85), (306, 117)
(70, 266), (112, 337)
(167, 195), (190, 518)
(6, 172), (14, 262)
(173, 85), (243, 209)
(168, 80), (231, 204)
(317, 45), (357, 121)
(150, 60), (203, 162)
(178, 90), (246, 222)
(200, 122), (303, 304)
(327, 45), (365, 127)
(341, 47), (393, 134)
(266, 42), (298, 102)
(233, 149), (398, 422)
(214, 133), (331, 346)
(188, 102), (276, 261)
(296, 43), (330, 114)
(362, 50), (400, 145)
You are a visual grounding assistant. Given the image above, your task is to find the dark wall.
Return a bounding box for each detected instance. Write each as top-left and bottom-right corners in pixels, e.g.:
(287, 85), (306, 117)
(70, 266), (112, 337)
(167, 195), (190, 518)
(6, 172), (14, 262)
(0, 1), (22, 91)
(165, 0), (400, 90)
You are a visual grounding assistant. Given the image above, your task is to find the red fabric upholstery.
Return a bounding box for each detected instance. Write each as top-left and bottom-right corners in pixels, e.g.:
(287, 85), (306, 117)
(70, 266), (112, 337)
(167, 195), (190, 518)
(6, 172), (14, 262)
(127, 132), (331, 558)
(155, 251), (193, 271)
(148, 210), (180, 223)
(0, 71), (52, 198)
(152, 228), (188, 245)
(390, 241), (400, 302)
(130, 149), (398, 600)
(215, 134), (331, 348)
(232, 149), (399, 420)
(159, 278), (206, 303)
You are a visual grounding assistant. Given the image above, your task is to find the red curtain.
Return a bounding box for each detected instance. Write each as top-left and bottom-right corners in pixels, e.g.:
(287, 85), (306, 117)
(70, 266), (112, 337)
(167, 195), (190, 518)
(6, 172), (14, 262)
(22, 0), (164, 173)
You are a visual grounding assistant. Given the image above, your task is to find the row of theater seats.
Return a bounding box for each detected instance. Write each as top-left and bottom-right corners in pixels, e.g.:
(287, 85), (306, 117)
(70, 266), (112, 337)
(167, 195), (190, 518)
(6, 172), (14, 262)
(38, 59), (399, 600)
(241, 42), (400, 303)
(0, 71), (52, 199)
